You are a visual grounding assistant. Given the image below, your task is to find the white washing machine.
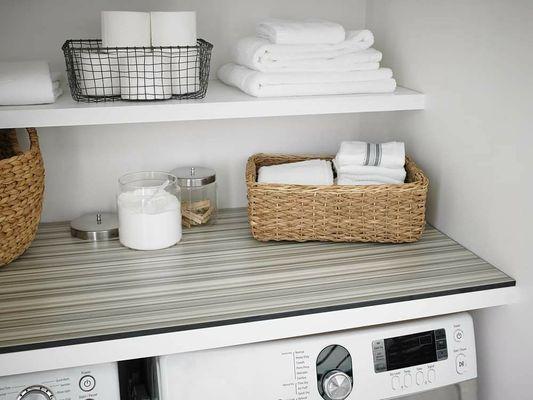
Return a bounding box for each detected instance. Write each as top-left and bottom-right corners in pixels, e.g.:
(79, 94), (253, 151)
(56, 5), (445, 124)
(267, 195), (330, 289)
(0, 362), (120, 400)
(149, 313), (477, 400)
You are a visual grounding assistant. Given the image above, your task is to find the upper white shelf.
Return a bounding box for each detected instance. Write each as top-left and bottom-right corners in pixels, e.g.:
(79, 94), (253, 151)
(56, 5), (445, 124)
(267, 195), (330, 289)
(0, 80), (425, 129)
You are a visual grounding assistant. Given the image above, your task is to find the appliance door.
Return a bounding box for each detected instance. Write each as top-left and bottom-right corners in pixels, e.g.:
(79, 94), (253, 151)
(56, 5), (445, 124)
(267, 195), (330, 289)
(394, 379), (477, 400)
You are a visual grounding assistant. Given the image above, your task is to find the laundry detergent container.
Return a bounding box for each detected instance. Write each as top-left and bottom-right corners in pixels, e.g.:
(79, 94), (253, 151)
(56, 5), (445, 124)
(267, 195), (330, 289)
(246, 153), (429, 243)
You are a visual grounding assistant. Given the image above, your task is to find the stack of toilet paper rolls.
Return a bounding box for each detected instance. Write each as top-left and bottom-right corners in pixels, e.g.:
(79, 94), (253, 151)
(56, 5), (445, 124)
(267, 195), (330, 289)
(78, 11), (198, 100)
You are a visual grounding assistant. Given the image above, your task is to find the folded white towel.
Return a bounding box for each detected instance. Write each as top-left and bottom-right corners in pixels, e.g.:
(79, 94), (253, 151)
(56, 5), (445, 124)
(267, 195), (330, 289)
(233, 39), (382, 72)
(336, 174), (403, 185)
(218, 63), (396, 97)
(0, 61), (62, 105)
(233, 30), (373, 71)
(258, 159), (334, 185)
(336, 177), (398, 186)
(335, 141), (405, 169)
(332, 161), (406, 182)
(220, 63), (391, 88)
(256, 18), (346, 45)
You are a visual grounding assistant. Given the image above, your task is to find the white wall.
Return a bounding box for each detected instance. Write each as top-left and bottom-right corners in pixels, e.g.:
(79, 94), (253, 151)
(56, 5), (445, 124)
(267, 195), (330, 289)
(0, 0), (366, 222)
(35, 116), (359, 221)
(363, 0), (533, 398)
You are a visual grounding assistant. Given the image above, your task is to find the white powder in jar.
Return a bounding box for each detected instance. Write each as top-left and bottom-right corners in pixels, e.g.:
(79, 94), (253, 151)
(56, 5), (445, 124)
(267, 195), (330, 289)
(118, 189), (182, 250)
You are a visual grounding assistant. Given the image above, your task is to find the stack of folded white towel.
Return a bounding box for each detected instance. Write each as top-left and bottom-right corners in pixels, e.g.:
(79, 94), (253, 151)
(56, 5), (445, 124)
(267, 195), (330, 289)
(334, 141), (406, 185)
(256, 141), (406, 186)
(218, 18), (396, 97)
(0, 61), (62, 105)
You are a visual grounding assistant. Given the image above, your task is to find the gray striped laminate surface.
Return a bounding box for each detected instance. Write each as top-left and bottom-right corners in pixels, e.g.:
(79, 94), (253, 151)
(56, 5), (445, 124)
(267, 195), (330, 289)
(0, 208), (514, 353)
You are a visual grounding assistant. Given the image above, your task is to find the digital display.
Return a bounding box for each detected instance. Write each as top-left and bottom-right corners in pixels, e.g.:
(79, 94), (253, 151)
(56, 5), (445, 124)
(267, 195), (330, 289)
(372, 329), (447, 373)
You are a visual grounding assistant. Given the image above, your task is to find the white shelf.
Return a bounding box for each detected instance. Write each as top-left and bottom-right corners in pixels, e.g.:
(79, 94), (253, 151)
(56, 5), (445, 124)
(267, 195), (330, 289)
(0, 80), (425, 129)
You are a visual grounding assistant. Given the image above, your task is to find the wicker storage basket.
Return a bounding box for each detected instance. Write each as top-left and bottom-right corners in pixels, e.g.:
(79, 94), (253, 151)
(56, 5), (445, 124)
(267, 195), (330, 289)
(0, 128), (45, 266)
(246, 153), (429, 243)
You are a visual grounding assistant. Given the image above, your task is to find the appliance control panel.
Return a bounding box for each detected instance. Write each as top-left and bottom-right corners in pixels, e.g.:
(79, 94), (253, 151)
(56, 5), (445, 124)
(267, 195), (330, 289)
(156, 313), (477, 400)
(0, 362), (120, 400)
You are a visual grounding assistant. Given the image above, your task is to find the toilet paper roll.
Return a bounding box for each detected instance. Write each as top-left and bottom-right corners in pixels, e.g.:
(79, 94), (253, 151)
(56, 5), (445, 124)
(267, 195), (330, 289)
(150, 11), (197, 46)
(119, 51), (173, 100)
(102, 11), (151, 48)
(76, 51), (121, 96)
(167, 49), (200, 94)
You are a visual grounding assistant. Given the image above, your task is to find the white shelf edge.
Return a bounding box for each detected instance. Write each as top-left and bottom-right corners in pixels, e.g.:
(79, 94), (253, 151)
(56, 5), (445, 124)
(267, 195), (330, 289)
(0, 80), (425, 129)
(0, 285), (517, 377)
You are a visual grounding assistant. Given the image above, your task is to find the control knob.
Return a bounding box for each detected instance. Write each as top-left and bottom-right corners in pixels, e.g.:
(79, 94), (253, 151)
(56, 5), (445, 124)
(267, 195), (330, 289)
(322, 370), (353, 400)
(17, 386), (55, 400)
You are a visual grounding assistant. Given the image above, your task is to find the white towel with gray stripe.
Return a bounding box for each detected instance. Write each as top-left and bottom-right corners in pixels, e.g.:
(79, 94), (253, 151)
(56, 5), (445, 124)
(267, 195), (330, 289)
(257, 159), (334, 185)
(334, 141), (405, 169)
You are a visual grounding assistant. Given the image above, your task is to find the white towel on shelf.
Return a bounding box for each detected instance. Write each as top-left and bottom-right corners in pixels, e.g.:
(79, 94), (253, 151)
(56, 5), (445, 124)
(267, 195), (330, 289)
(335, 141), (405, 169)
(256, 18), (346, 45)
(118, 51), (172, 100)
(218, 63), (395, 97)
(233, 40), (382, 72)
(234, 30), (373, 69)
(332, 161), (406, 182)
(0, 61), (62, 105)
(258, 159), (334, 185)
(76, 51), (121, 97)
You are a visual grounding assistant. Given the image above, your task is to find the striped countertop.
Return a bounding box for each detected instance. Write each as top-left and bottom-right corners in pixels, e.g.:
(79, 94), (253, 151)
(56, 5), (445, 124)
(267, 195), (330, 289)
(0, 208), (515, 354)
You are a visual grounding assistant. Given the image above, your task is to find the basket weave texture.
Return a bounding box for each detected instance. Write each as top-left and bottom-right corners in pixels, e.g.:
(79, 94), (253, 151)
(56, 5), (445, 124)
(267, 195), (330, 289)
(0, 128), (45, 266)
(246, 153), (429, 243)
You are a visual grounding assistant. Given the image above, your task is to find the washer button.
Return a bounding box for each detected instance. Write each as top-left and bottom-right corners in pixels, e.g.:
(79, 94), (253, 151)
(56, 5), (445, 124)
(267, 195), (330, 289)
(427, 369), (436, 383)
(454, 329), (464, 342)
(79, 375), (96, 392)
(391, 376), (400, 390)
(456, 354), (467, 374)
(404, 373), (412, 388)
(415, 371), (424, 385)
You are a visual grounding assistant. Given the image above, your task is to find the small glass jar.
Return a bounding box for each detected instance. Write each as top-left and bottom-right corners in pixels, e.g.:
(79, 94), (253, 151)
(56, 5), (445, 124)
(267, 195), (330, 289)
(171, 166), (217, 227)
(117, 171), (182, 250)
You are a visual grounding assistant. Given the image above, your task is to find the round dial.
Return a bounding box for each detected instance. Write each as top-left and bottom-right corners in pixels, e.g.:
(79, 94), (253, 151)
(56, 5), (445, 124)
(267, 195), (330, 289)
(17, 386), (55, 400)
(322, 370), (352, 400)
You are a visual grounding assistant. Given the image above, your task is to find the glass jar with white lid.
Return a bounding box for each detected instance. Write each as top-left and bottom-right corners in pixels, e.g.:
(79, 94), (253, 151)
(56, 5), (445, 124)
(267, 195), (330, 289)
(171, 166), (217, 227)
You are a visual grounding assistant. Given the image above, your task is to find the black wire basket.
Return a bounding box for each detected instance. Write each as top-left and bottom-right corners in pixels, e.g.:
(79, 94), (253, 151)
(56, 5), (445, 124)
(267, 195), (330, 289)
(62, 39), (213, 102)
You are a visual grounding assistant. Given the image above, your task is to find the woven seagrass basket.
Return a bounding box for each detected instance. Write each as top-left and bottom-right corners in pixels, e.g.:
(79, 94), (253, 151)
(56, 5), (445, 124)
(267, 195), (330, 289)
(0, 128), (45, 266)
(246, 153), (429, 243)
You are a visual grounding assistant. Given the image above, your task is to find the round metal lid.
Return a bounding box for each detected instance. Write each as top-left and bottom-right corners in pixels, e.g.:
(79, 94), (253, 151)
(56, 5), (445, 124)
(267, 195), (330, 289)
(70, 212), (119, 241)
(171, 166), (216, 187)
